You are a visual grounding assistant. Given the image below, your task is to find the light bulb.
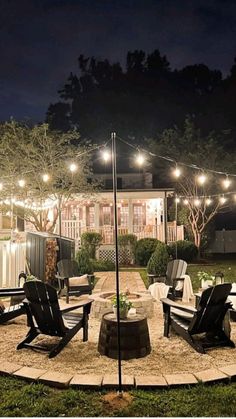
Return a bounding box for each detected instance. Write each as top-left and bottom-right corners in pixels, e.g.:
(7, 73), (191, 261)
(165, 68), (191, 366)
(197, 173), (207, 186)
(206, 198), (212, 206)
(219, 196), (227, 205)
(183, 199), (189, 205)
(136, 154), (145, 166)
(194, 199), (201, 206)
(42, 173), (50, 182)
(69, 163), (77, 173)
(175, 197), (180, 203)
(222, 177), (231, 189)
(173, 167), (181, 178)
(102, 150), (111, 162)
(18, 179), (26, 187)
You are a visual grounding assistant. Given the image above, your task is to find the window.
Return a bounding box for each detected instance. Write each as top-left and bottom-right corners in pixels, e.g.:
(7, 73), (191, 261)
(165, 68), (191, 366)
(133, 205), (143, 226)
(103, 206), (112, 225)
(120, 206), (128, 226)
(87, 206), (95, 227)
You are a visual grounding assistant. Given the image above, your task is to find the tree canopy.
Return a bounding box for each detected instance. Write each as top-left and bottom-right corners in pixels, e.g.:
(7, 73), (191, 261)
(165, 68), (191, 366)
(0, 121), (95, 232)
(46, 49), (236, 151)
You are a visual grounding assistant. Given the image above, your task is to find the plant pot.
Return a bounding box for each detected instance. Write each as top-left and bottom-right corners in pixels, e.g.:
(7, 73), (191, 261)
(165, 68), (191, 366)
(113, 306), (129, 319)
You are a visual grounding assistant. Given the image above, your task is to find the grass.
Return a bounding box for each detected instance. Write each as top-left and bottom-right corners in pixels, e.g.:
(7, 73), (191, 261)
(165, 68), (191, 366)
(121, 258), (236, 292)
(1, 376), (236, 417)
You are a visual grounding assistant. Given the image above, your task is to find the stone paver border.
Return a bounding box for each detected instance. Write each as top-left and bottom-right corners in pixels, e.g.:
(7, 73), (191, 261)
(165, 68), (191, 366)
(1, 362), (236, 389)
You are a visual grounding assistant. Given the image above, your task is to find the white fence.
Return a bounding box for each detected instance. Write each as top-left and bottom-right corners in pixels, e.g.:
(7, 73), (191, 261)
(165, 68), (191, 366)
(57, 221), (184, 245)
(0, 241), (26, 288)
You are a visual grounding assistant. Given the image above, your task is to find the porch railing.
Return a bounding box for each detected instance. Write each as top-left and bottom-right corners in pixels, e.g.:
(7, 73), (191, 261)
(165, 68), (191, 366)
(57, 220), (184, 245)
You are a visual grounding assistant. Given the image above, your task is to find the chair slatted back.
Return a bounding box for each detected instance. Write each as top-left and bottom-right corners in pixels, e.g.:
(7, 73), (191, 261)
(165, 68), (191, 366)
(23, 281), (67, 336)
(189, 283), (232, 335)
(57, 259), (79, 278)
(165, 259), (187, 286)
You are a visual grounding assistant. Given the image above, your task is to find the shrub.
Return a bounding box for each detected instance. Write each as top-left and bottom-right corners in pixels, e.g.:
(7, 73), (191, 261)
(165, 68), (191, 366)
(147, 242), (169, 276)
(168, 240), (198, 262)
(75, 248), (94, 275)
(135, 238), (160, 266)
(91, 259), (115, 271)
(118, 234), (137, 264)
(81, 232), (102, 259)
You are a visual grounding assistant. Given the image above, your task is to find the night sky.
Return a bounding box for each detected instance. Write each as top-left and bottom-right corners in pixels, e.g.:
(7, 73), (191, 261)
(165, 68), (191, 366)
(1, 0), (236, 122)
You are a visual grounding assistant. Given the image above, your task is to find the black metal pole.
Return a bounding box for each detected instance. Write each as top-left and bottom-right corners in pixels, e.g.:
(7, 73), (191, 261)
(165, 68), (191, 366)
(58, 195), (62, 261)
(111, 131), (122, 394)
(175, 194), (178, 259)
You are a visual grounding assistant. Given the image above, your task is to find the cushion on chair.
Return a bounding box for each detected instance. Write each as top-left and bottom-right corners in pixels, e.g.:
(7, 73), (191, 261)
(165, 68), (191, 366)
(69, 275), (89, 287)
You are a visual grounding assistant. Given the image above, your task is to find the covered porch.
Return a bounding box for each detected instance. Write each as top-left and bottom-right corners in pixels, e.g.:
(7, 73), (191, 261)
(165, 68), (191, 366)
(56, 190), (184, 246)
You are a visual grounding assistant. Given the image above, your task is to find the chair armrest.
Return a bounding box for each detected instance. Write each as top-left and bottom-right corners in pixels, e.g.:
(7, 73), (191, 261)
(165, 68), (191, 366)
(61, 300), (93, 314)
(161, 298), (197, 314)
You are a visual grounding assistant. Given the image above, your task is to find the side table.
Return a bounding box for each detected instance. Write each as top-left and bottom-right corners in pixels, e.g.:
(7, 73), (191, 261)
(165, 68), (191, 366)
(98, 313), (151, 360)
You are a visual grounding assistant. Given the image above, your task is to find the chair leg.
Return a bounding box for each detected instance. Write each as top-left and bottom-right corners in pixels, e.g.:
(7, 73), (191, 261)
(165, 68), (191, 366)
(162, 303), (171, 337)
(17, 329), (39, 350)
(83, 312), (89, 342)
(49, 323), (82, 358)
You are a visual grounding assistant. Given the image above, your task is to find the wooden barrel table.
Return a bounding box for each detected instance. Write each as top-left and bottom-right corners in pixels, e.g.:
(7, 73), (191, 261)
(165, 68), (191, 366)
(98, 313), (151, 360)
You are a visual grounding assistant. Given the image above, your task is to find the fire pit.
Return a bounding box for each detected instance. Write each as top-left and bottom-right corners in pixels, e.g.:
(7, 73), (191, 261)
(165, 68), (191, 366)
(91, 291), (154, 319)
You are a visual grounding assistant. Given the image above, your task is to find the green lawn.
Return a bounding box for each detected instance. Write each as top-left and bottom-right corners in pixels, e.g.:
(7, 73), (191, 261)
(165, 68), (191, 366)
(1, 376), (236, 417)
(121, 258), (236, 292)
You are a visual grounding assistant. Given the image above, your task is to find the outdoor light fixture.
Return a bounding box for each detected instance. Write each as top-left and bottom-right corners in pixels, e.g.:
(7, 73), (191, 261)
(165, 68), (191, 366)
(136, 153), (145, 166)
(102, 150), (111, 162)
(69, 163), (77, 173)
(175, 197), (180, 203)
(183, 199), (189, 205)
(18, 179), (26, 188)
(197, 173), (207, 186)
(194, 198), (201, 206)
(42, 173), (50, 182)
(222, 176), (231, 189)
(173, 167), (181, 178)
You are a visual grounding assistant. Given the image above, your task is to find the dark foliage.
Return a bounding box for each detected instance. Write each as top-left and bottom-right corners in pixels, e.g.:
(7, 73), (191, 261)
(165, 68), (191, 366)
(168, 240), (198, 262)
(135, 238), (160, 266)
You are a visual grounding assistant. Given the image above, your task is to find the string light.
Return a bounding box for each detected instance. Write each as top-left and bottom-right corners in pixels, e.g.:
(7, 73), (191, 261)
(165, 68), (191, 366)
(42, 173), (50, 182)
(205, 198), (212, 206)
(219, 196), (227, 205)
(136, 153), (145, 166)
(175, 197), (180, 203)
(102, 150), (111, 162)
(173, 167), (181, 178)
(18, 179), (26, 188)
(222, 176), (231, 189)
(194, 199), (201, 206)
(183, 199), (189, 205)
(197, 173), (207, 186)
(69, 163), (77, 173)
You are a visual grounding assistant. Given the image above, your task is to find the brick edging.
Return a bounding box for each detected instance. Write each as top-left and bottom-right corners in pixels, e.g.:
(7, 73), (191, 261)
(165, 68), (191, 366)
(1, 361), (236, 388)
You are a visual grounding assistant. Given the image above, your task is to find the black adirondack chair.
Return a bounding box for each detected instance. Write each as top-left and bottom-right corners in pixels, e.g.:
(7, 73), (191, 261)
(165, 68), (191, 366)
(165, 259), (187, 299)
(161, 283), (235, 353)
(57, 259), (94, 303)
(17, 280), (92, 358)
(0, 287), (25, 324)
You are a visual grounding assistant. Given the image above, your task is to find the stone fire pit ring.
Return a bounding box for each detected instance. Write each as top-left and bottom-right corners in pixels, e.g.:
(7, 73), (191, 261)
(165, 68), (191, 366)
(91, 291), (154, 319)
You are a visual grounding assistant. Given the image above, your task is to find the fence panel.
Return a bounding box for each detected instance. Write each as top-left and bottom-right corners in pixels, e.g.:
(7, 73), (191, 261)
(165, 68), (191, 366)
(0, 241), (26, 288)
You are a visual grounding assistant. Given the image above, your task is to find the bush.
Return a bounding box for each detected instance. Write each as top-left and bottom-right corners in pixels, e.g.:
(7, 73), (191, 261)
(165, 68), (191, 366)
(75, 248), (94, 275)
(91, 259), (115, 271)
(168, 240), (198, 262)
(135, 238), (160, 266)
(118, 234), (137, 264)
(147, 242), (169, 276)
(81, 232), (102, 259)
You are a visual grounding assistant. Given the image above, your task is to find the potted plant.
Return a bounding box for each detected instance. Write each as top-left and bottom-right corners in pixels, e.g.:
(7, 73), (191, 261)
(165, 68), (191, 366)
(197, 271), (214, 289)
(112, 293), (133, 319)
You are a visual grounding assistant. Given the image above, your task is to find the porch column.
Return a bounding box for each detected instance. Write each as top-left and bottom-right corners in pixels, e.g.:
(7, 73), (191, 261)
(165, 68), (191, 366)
(162, 194), (168, 244)
(128, 199), (133, 234)
(94, 202), (100, 233)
